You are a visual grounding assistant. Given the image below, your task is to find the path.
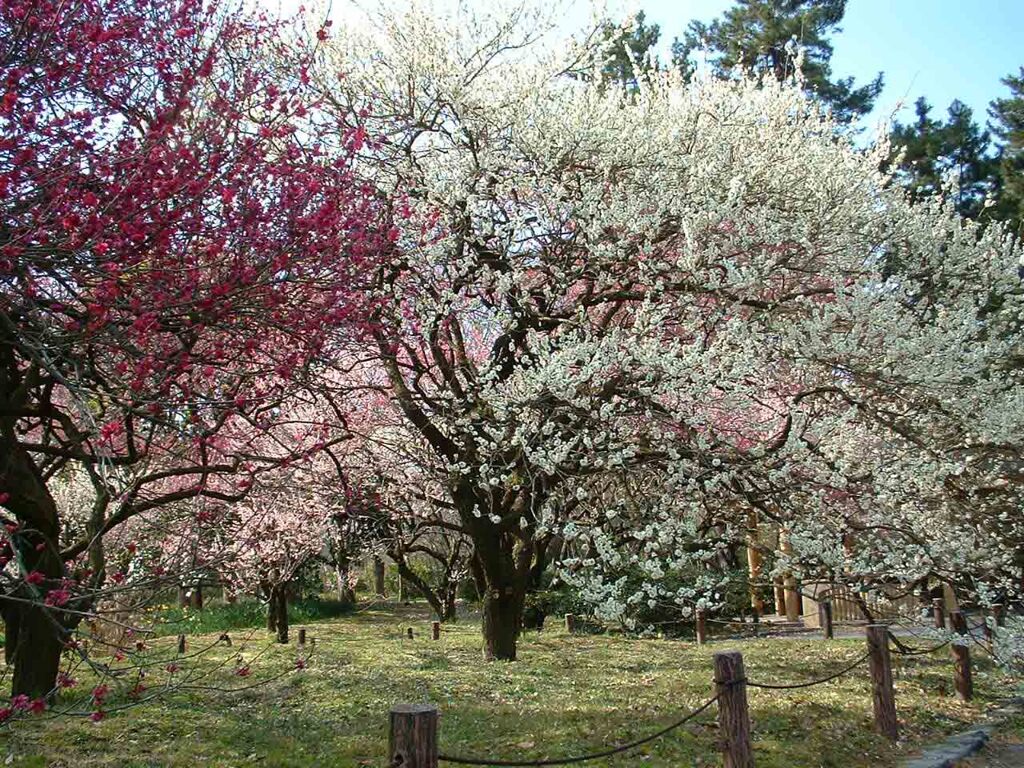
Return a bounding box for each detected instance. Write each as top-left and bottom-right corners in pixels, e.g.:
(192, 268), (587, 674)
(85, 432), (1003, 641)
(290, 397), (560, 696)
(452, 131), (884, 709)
(959, 734), (1024, 767)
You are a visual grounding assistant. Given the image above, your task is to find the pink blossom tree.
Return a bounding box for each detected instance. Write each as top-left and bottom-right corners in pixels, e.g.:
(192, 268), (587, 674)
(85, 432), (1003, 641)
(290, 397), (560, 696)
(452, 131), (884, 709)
(0, 0), (386, 696)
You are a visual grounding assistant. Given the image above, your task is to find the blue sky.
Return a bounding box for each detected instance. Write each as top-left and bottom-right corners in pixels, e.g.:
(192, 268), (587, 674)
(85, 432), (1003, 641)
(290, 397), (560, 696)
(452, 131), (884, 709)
(634, 0), (1024, 130)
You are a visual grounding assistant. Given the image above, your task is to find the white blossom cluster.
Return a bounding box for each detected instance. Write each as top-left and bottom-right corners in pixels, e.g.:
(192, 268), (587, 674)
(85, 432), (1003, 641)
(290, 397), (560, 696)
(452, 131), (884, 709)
(321, 2), (1024, 640)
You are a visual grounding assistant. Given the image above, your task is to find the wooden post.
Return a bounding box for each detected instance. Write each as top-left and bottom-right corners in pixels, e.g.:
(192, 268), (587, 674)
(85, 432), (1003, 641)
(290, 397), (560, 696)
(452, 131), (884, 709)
(865, 625), (898, 742)
(219, 633), (232, 647)
(431, 621), (440, 640)
(820, 601), (834, 640)
(565, 613), (577, 634)
(298, 628), (307, 646)
(696, 609), (708, 645)
(177, 634), (186, 654)
(950, 611), (973, 702)
(714, 651), (754, 768)
(932, 597), (946, 629)
(406, 627), (414, 640)
(389, 703), (438, 768)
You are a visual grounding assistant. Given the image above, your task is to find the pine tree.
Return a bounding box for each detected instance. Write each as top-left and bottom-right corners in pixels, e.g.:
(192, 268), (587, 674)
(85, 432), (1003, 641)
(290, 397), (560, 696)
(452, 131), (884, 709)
(595, 12), (662, 91)
(890, 98), (995, 219)
(671, 0), (882, 122)
(988, 68), (1024, 236)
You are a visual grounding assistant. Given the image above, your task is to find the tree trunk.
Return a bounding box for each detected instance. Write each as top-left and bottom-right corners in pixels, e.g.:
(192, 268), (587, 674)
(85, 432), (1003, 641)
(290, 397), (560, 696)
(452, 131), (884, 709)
(1, 543), (67, 697)
(274, 585), (289, 644)
(393, 556), (446, 620)
(265, 581), (277, 632)
(474, 525), (533, 661)
(441, 586), (458, 622)
(4, 597), (65, 699)
(399, 574), (410, 603)
(178, 584), (189, 608)
(482, 587), (523, 660)
(373, 556), (386, 596)
(0, 358), (70, 697)
(191, 584), (203, 611)
(336, 562), (356, 608)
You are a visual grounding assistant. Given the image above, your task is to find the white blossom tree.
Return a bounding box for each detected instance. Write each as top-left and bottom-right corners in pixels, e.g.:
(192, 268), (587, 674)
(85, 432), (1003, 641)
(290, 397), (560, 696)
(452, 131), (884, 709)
(321, 2), (1024, 659)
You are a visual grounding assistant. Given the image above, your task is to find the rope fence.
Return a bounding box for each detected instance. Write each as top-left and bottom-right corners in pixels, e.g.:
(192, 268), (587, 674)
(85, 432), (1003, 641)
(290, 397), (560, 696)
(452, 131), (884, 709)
(384, 621), (962, 767)
(435, 695), (720, 767)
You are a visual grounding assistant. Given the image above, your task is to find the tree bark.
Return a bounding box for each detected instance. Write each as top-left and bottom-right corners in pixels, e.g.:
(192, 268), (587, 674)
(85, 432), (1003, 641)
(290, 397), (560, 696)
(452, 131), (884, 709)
(373, 556), (386, 596)
(5, 594), (66, 699)
(336, 561), (356, 607)
(274, 585), (289, 644)
(482, 587), (524, 660)
(441, 585), (458, 622)
(264, 580), (277, 632)
(0, 420), (68, 697)
(474, 524), (533, 661)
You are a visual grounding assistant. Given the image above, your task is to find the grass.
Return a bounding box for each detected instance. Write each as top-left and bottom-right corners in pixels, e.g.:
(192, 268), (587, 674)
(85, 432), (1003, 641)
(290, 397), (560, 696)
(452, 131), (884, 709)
(146, 596), (356, 638)
(1, 602), (1021, 767)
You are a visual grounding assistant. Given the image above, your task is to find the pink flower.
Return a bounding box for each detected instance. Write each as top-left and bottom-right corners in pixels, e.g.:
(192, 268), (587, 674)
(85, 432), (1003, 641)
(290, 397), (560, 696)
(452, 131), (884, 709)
(57, 673), (77, 689)
(27, 698), (45, 714)
(235, 666), (251, 677)
(90, 710), (105, 723)
(25, 571), (45, 585)
(45, 588), (71, 607)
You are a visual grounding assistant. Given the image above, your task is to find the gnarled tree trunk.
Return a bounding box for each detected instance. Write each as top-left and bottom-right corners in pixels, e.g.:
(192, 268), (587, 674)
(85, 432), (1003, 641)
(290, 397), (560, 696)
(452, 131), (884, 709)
(472, 521), (534, 661)
(0, 419), (68, 697)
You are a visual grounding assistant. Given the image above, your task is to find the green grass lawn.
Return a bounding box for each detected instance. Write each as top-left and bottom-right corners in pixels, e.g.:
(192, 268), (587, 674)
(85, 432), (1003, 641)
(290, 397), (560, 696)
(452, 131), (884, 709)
(2, 602), (1020, 767)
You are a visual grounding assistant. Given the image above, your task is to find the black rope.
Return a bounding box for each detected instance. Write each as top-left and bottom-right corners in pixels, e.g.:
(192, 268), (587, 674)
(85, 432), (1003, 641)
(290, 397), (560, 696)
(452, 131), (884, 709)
(743, 651), (871, 690)
(436, 694), (719, 766)
(887, 631), (951, 656)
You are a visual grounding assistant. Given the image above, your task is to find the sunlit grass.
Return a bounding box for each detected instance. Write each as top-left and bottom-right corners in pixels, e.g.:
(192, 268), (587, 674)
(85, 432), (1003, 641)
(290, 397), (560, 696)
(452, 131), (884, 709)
(2, 602), (1020, 767)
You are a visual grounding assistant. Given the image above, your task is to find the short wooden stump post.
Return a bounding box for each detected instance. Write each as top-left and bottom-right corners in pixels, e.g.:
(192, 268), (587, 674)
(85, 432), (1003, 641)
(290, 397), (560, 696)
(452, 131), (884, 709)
(219, 633), (232, 647)
(932, 598), (946, 630)
(565, 613), (578, 634)
(821, 601), (834, 640)
(714, 650), (754, 768)
(406, 627), (414, 640)
(950, 611), (973, 701)
(696, 610), (708, 646)
(298, 628), (307, 646)
(431, 621), (440, 641)
(177, 634), (186, 655)
(389, 703), (438, 768)
(866, 625), (898, 742)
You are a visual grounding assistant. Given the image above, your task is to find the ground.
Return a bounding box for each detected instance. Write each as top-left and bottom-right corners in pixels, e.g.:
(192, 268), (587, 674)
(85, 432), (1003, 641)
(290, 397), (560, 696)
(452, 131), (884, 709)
(2, 603), (1021, 767)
